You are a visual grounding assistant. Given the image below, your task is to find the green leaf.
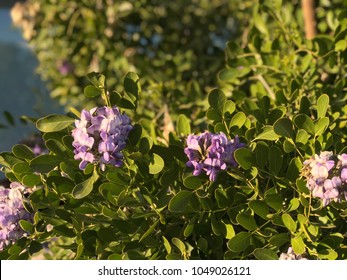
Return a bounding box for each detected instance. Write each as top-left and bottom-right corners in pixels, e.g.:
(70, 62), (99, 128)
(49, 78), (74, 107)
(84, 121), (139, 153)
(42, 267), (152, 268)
(124, 72), (140, 100)
(296, 129), (309, 145)
(84, 85), (101, 98)
(234, 147), (253, 170)
(139, 136), (153, 154)
(282, 213), (297, 233)
(176, 114), (191, 136)
(220, 220), (235, 239)
(317, 94), (329, 118)
(36, 114), (74, 132)
(208, 89), (227, 113)
(45, 139), (68, 157)
(12, 144), (35, 160)
(293, 114), (315, 135)
(162, 236), (172, 254)
(291, 235), (305, 255)
(22, 174), (42, 187)
(183, 176), (202, 190)
(29, 155), (64, 173)
(265, 193), (283, 211)
(230, 112), (246, 129)
(335, 39), (347, 52)
(168, 191), (192, 213)
(87, 72), (105, 88)
(53, 225), (76, 238)
(227, 232), (251, 252)
(286, 157), (302, 182)
(269, 146), (282, 175)
(273, 118), (293, 138)
(249, 200), (269, 219)
(283, 139), (295, 153)
(269, 233), (290, 246)
(206, 108), (222, 121)
(184, 214), (198, 237)
(236, 213), (258, 231)
(172, 237), (186, 254)
(253, 248), (278, 260)
(315, 117), (329, 135)
(72, 170), (99, 199)
(19, 220), (33, 233)
(223, 100), (236, 115)
(148, 153), (164, 175)
(254, 126), (279, 141)
(139, 219), (159, 242)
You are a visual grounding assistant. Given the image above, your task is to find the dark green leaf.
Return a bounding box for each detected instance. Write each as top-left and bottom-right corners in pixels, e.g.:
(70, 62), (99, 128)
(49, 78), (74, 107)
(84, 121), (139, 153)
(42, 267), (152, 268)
(208, 89), (227, 113)
(227, 232), (251, 252)
(234, 147), (253, 170)
(168, 191), (192, 213)
(253, 248), (278, 260)
(30, 155), (64, 173)
(12, 144), (35, 160)
(183, 176), (202, 190)
(249, 200), (269, 219)
(273, 118), (293, 138)
(236, 213), (258, 231)
(293, 114), (315, 135)
(269, 146), (283, 175)
(269, 233), (290, 246)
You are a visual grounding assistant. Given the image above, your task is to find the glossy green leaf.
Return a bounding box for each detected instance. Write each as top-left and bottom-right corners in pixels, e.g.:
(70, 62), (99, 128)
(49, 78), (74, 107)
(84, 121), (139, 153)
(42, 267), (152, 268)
(36, 114), (74, 132)
(227, 232), (251, 252)
(176, 114), (191, 136)
(183, 176), (202, 190)
(296, 129), (309, 145)
(230, 112), (246, 129)
(273, 118), (293, 138)
(254, 126), (279, 141)
(84, 85), (101, 98)
(30, 155), (64, 173)
(269, 233), (290, 246)
(282, 213), (297, 233)
(236, 213), (258, 231)
(148, 153), (164, 174)
(249, 200), (269, 219)
(12, 144), (35, 160)
(253, 248), (278, 260)
(265, 193), (283, 211)
(168, 191), (192, 213)
(315, 117), (329, 135)
(293, 114), (315, 135)
(234, 147), (253, 170)
(291, 235), (305, 255)
(72, 170), (99, 199)
(317, 94), (329, 118)
(208, 89), (227, 113)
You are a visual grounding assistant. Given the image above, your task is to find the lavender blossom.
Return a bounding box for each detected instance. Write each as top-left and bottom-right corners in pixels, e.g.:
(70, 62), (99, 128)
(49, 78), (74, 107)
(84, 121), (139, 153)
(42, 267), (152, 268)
(279, 247), (307, 260)
(302, 152), (347, 206)
(184, 132), (244, 181)
(72, 106), (132, 171)
(0, 182), (32, 251)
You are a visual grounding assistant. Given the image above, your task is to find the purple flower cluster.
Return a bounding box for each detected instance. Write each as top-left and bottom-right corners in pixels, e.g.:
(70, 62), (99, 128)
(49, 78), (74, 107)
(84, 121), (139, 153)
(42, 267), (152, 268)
(279, 247), (307, 260)
(72, 106), (132, 171)
(0, 182), (31, 251)
(303, 151), (347, 206)
(184, 132), (244, 181)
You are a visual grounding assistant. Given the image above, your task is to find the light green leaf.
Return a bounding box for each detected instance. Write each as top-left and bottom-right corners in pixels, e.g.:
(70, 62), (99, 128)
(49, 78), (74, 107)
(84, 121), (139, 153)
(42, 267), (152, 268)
(72, 170), (99, 199)
(84, 85), (101, 98)
(296, 129), (309, 145)
(176, 114), (191, 136)
(254, 126), (279, 141)
(317, 94), (329, 118)
(291, 235), (305, 255)
(293, 114), (315, 135)
(282, 213), (297, 233)
(148, 153), (164, 174)
(172, 237), (186, 254)
(315, 117), (329, 135)
(230, 112), (246, 129)
(36, 114), (74, 132)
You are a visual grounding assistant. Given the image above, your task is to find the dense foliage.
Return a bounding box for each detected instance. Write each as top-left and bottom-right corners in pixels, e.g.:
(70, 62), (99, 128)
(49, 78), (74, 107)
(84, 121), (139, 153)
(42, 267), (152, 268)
(1, 0), (347, 260)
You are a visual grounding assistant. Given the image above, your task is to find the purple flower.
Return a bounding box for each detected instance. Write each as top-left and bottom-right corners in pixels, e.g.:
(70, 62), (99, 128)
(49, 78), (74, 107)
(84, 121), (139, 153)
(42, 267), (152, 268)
(0, 182), (32, 251)
(184, 132), (244, 181)
(72, 106), (132, 171)
(303, 151), (347, 206)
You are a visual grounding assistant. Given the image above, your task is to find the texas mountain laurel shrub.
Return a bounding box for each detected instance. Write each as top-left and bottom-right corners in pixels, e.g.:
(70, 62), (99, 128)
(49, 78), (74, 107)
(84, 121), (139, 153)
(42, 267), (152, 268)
(1, 1), (347, 259)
